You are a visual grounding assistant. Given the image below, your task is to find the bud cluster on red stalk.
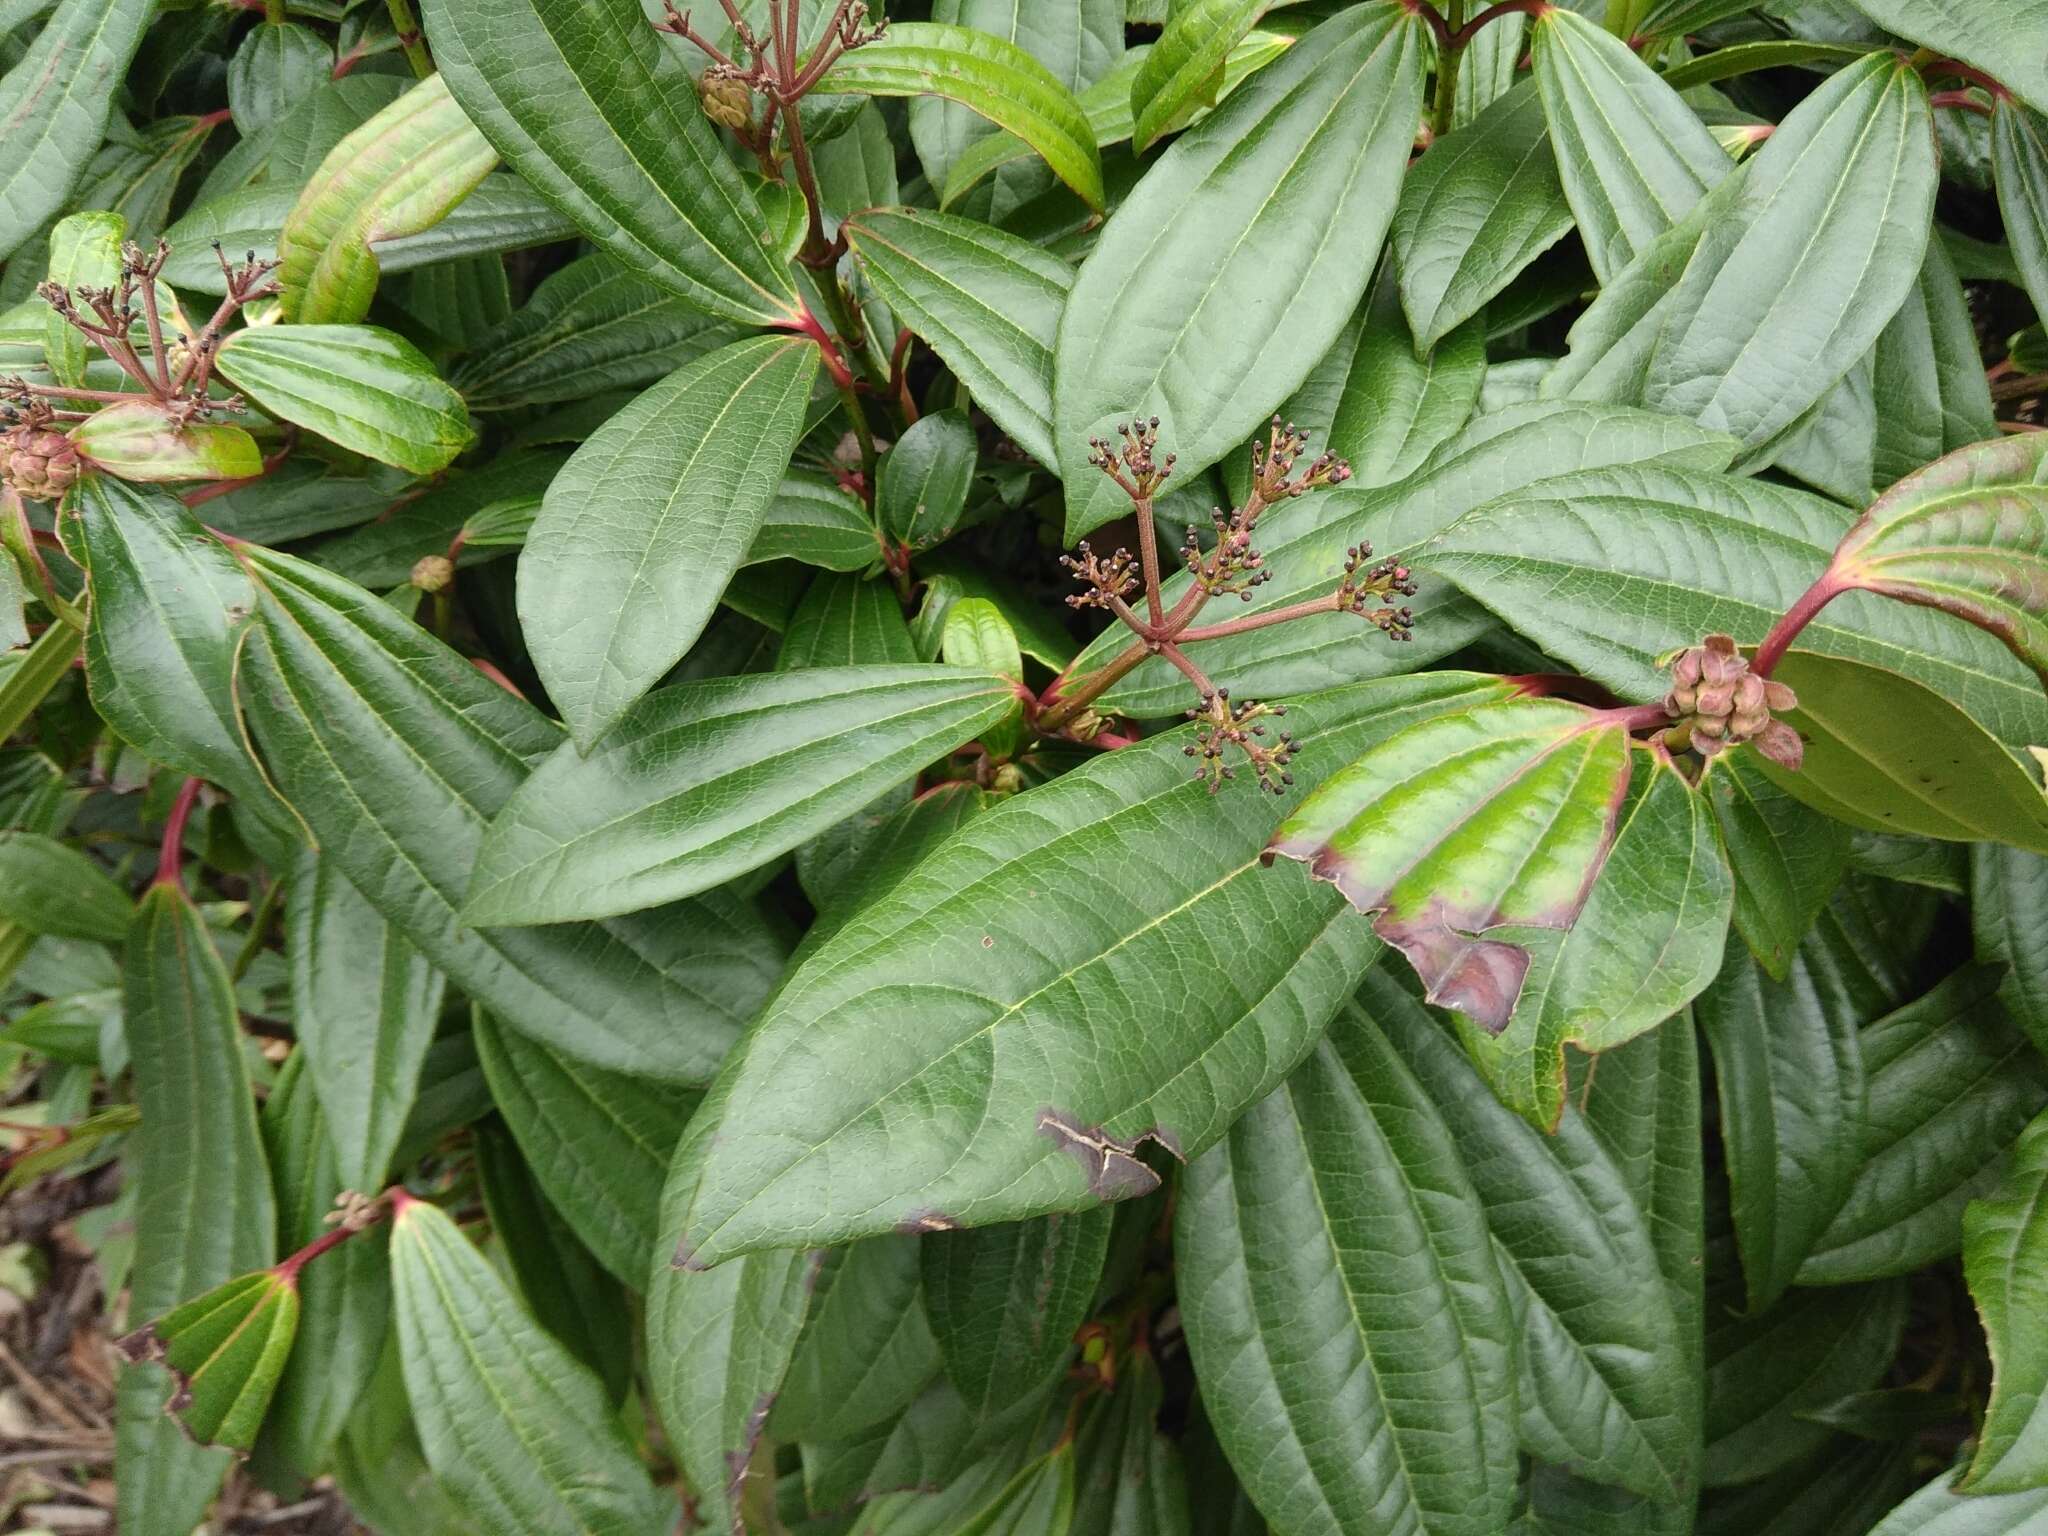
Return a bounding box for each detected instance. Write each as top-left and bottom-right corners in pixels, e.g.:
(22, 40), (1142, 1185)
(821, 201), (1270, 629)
(1663, 634), (1804, 768)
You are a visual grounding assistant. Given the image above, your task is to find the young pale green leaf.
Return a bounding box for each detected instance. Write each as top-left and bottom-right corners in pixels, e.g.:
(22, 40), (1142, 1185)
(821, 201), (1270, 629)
(922, 1208), (1112, 1423)
(825, 23), (1105, 212)
(43, 210), (122, 388)
(1268, 695), (1633, 1039)
(748, 473), (882, 573)
(0, 830), (131, 942)
(1828, 432), (2048, 689)
(1973, 844), (2048, 1059)
(1800, 966), (2048, 1284)
(474, 1007), (700, 1285)
(1075, 400), (1735, 718)
(878, 409), (977, 552)
(70, 402), (263, 484)
(214, 324), (472, 475)
(1427, 462), (2048, 759)
(519, 334), (817, 748)
(1961, 1107), (2048, 1491)
(116, 881), (276, 1536)
(1755, 651), (2048, 855)
(1703, 751), (1850, 981)
(1703, 1279), (1906, 1486)
(464, 665), (1016, 925)
(664, 674), (1502, 1270)
(775, 573), (919, 669)
(1529, 6), (1729, 283)
(0, 0), (153, 259)
(119, 1270), (300, 1452)
(277, 73), (496, 325)
(941, 599), (1025, 757)
(1366, 971), (1697, 1502)
(389, 1196), (672, 1536)
(227, 21), (331, 137)
(1390, 80), (1573, 348)
(237, 546), (766, 1083)
(417, 0), (799, 325)
(773, 1237), (940, 1443)
(450, 252), (743, 412)
(1848, 0), (2048, 116)
(287, 853), (443, 1190)
(647, 1245), (817, 1536)
(1129, 0), (1267, 151)
(1054, 4), (1426, 540)
(1177, 999), (1519, 1536)
(843, 208), (1072, 468)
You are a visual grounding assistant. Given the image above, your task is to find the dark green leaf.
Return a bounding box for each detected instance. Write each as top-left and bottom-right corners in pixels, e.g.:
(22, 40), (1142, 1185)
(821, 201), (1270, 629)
(227, 21), (331, 138)
(1961, 1106), (2048, 1491)
(1704, 750), (1850, 981)
(1869, 236), (1999, 490)
(749, 473), (883, 574)
(0, 828), (130, 941)
(1072, 1350), (1191, 1536)
(878, 409), (977, 552)
(775, 573), (919, 669)
(1972, 843), (2048, 1059)
(774, 1237), (940, 1442)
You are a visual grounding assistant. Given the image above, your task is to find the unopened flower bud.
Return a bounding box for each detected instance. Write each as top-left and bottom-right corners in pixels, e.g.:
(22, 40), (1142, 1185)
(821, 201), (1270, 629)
(699, 71), (753, 130)
(0, 425), (81, 502)
(411, 554), (456, 593)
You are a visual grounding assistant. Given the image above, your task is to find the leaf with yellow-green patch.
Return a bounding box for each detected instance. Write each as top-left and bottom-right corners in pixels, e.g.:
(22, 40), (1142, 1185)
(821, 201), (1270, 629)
(118, 1269), (300, 1452)
(70, 403), (263, 484)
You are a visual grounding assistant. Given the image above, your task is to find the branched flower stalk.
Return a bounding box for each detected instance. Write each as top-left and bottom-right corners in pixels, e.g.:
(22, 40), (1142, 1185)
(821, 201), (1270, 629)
(1036, 419), (1419, 792)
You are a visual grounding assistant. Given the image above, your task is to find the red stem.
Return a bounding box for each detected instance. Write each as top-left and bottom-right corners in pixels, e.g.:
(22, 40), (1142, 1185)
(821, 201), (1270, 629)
(1450, 0), (1552, 46)
(275, 1224), (356, 1283)
(1930, 89), (1995, 115)
(1922, 57), (2010, 100)
(784, 304), (854, 390)
(156, 777), (204, 887)
(1176, 592), (1341, 644)
(889, 328), (919, 425)
(1751, 572), (1850, 678)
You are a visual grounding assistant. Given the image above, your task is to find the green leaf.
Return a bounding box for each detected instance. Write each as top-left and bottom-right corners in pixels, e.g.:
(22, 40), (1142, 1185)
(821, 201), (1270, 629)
(1799, 966), (2048, 1284)
(1996, 102), (2048, 328)
(1366, 970), (1697, 1502)
(1391, 80), (1574, 348)
(0, 619), (81, 746)
(844, 207), (1073, 468)
(1962, 1107), (2048, 1491)
(664, 674), (1497, 1270)
(774, 1237), (941, 1442)
(1829, 432), (2048, 690)
(0, 829), (131, 942)
(465, 664), (1011, 924)
(417, 0), (800, 325)
(775, 572), (919, 670)
(748, 473), (882, 573)
(1071, 1350), (1191, 1536)
(214, 324), (473, 475)
(827, 23), (1105, 212)
(315, 448), (565, 588)
(1176, 998), (1518, 1536)
(1426, 461), (2048, 759)
(1867, 1472), (2048, 1534)
(43, 210), (122, 388)
(1703, 750), (1850, 981)
(647, 1246), (818, 1536)
(389, 1196), (672, 1536)
(1268, 695), (1633, 1038)
(277, 72), (496, 325)
(1973, 843), (2048, 1059)
(450, 252), (743, 412)
(116, 881), (276, 1536)
(474, 1006), (700, 1285)
(0, 551), (23, 652)
(1702, 1278), (1906, 1486)
(519, 334), (817, 748)
(1700, 1440), (1917, 1536)
(922, 1209), (1112, 1423)
(227, 21), (331, 138)
(1073, 400), (1736, 719)
(1869, 235), (1999, 490)
(1846, 0), (2048, 117)
(1054, 4), (1426, 540)
(1530, 6), (1729, 283)
(1699, 930), (1872, 1312)
(878, 409), (977, 552)
(119, 1269), (300, 1452)
(287, 853), (443, 1190)
(1755, 651), (2048, 855)
(237, 546), (766, 1083)
(0, 0), (153, 260)
(941, 599), (1026, 758)
(1129, 0), (1266, 152)
(70, 402), (264, 484)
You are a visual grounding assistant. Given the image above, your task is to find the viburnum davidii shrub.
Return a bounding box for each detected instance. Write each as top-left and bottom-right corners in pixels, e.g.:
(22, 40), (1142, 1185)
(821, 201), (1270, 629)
(4, 0), (2048, 1532)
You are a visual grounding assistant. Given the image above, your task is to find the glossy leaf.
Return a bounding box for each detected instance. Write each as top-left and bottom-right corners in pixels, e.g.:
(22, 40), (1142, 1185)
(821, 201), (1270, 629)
(227, 20), (330, 137)
(519, 334), (818, 748)
(43, 209), (121, 388)
(70, 401), (263, 484)
(1054, 4), (1427, 539)
(1530, 6), (1729, 282)
(120, 1269), (300, 1452)
(214, 323), (472, 474)
(474, 1006), (700, 1285)
(418, 0), (799, 324)
(1129, 0), (1266, 152)
(1391, 80), (1573, 348)
(277, 72), (496, 325)
(465, 665), (1015, 924)
(237, 546), (764, 1083)
(844, 207), (1073, 468)
(1800, 966), (2048, 1283)
(823, 23), (1104, 212)
(389, 1196), (672, 1536)
(664, 675), (1504, 1269)
(749, 473), (883, 573)
(1177, 998), (1519, 1536)
(878, 409), (978, 552)
(1961, 1106), (2048, 1491)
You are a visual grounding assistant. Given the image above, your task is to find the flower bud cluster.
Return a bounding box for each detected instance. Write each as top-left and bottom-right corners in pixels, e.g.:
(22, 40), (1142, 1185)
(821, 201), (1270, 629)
(1665, 634), (1803, 768)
